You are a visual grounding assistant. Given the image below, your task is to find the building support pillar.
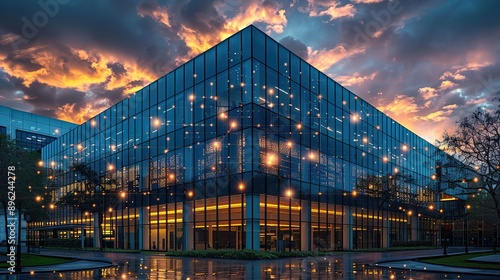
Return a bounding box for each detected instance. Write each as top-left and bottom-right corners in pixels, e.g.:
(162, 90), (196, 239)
(245, 194), (260, 250)
(343, 206), (353, 250)
(411, 214), (418, 241)
(301, 200), (311, 251)
(382, 212), (390, 248)
(183, 200), (194, 251)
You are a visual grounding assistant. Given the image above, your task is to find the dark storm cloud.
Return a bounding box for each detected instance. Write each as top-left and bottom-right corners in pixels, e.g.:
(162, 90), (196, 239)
(386, 1), (500, 64)
(179, 0), (226, 33)
(279, 36), (308, 59)
(0, 0), (183, 76)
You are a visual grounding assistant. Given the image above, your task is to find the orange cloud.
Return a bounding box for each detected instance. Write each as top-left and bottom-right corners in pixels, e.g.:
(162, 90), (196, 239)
(438, 80), (457, 91)
(307, 45), (365, 71)
(378, 95), (421, 117)
(177, 1), (287, 60)
(0, 44), (156, 96)
(439, 71), (465, 81)
(351, 0), (383, 3)
(418, 87), (438, 100)
(415, 109), (453, 122)
(334, 72), (377, 86)
(308, 0), (356, 20)
(317, 3), (356, 20)
(55, 99), (113, 124)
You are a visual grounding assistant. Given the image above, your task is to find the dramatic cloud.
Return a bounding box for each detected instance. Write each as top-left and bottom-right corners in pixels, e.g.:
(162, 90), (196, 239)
(334, 72), (377, 87)
(279, 36), (308, 59)
(307, 44), (365, 71)
(0, 0), (499, 144)
(307, 0), (356, 20)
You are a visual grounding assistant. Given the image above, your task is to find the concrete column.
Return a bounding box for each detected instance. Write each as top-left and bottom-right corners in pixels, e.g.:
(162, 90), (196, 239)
(80, 226), (85, 249)
(301, 200), (311, 251)
(183, 200), (194, 250)
(330, 224), (334, 250)
(93, 212), (100, 248)
(208, 225), (213, 248)
(382, 212), (390, 248)
(245, 194), (260, 250)
(343, 206), (353, 250)
(139, 207), (147, 250)
(411, 214), (418, 241)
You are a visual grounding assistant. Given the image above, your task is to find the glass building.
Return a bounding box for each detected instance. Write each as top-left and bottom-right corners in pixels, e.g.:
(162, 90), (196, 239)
(0, 105), (76, 151)
(36, 25), (461, 251)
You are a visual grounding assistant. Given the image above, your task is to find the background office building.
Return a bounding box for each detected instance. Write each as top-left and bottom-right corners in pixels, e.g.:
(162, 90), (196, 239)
(0, 105), (76, 244)
(36, 26), (462, 251)
(0, 105), (76, 151)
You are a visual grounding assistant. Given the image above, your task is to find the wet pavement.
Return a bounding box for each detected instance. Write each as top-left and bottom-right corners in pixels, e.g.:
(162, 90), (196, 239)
(0, 247), (498, 279)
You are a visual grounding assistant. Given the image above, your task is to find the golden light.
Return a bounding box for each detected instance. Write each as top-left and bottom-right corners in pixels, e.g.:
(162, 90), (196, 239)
(169, 174), (175, 180)
(189, 94), (195, 102)
(352, 190), (358, 197)
(266, 154), (278, 166)
(268, 88), (274, 95)
(402, 145), (408, 151)
(108, 207), (113, 213)
(286, 189), (293, 197)
(351, 114), (360, 122)
(213, 141), (221, 149)
(230, 121), (237, 129)
(431, 174), (437, 180)
(50, 161), (55, 167)
(91, 119), (97, 126)
(219, 112), (227, 119)
(362, 137), (368, 144)
(238, 183), (245, 191)
(35, 196), (42, 202)
(408, 210), (413, 216)
(382, 156), (388, 163)
(49, 204), (55, 210)
(439, 209), (443, 213)
(309, 152), (315, 160)
(108, 164), (114, 171)
(77, 143), (83, 151)
(287, 141), (293, 148)
(154, 118), (161, 127)
(187, 190), (194, 197)
(38, 161), (44, 167)
(466, 205), (471, 210)
(84, 212), (89, 216)
(120, 192), (126, 198)
(394, 167), (399, 174)
(297, 123), (302, 129)
(473, 177), (479, 183)
(428, 204), (434, 210)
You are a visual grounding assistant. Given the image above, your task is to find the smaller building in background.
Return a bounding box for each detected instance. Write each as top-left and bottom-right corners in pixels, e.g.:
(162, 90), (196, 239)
(0, 105), (77, 245)
(0, 105), (77, 151)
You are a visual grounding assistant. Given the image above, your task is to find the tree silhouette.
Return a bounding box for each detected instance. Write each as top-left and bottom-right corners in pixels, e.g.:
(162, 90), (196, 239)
(438, 93), (500, 221)
(0, 135), (48, 251)
(57, 163), (118, 249)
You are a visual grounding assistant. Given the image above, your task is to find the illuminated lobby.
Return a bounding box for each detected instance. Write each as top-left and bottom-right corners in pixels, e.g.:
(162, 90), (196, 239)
(34, 25), (455, 251)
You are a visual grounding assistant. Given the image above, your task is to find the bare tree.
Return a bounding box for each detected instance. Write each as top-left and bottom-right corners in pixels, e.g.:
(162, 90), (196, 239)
(57, 163), (118, 249)
(438, 93), (500, 221)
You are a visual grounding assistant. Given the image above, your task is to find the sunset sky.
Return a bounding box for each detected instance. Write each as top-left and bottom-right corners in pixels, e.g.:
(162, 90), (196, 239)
(1, 0), (499, 143)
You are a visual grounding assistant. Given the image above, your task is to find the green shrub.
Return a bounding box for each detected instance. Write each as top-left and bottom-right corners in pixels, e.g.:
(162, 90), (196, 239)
(164, 249), (322, 260)
(44, 238), (81, 248)
(391, 240), (433, 247)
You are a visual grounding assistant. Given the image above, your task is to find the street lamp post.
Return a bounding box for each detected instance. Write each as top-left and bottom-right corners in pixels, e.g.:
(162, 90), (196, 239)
(464, 205), (468, 253)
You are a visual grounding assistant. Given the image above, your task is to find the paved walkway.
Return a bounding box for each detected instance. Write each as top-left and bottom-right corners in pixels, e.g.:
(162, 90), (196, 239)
(375, 250), (500, 276)
(0, 251), (113, 274)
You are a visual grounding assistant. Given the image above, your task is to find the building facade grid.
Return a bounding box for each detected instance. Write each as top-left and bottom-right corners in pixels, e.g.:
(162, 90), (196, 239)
(38, 25), (453, 251)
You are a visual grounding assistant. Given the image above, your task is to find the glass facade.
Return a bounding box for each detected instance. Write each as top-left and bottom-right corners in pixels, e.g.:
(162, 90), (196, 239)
(38, 26), (455, 251)
(0, 105), (76, 151)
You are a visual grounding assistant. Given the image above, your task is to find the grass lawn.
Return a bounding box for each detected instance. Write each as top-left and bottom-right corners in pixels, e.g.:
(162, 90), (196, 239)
(0, 254), (73, 268)
(420, 252), (500, 270)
